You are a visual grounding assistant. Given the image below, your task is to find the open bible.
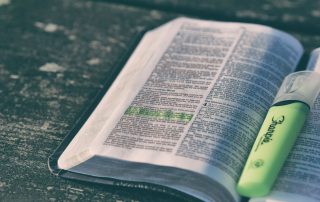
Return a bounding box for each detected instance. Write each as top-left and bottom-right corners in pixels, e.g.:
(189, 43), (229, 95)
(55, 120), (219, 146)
(48, 17), (320, 202)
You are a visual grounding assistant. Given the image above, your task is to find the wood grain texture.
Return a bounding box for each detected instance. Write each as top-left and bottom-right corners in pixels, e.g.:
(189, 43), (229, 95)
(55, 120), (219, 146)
(0, 0), (319, 201)
(103, 0), (320, 33)
(0, 0), (180, 201)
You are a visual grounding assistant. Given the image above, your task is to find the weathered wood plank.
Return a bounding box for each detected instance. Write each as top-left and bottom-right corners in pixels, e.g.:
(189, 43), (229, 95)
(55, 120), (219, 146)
(0, 0), (180, 201)
(104, 0), (320, 33)
(0, 0), (319, 201)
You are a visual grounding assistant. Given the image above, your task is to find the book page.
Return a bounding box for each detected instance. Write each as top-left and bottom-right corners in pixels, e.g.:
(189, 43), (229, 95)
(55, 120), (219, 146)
(250, 49), (320, 202)
(58, 18), (303, 201)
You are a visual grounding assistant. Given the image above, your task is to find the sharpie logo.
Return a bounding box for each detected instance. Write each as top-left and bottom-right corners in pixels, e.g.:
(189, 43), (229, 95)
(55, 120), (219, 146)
(255, 115), (285, 152)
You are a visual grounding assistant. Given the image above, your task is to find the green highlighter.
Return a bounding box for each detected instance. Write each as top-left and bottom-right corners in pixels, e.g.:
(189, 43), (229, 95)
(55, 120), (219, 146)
(237, 71), (320, 197)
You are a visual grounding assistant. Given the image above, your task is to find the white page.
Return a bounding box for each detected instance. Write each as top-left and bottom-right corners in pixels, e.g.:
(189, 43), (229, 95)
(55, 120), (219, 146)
(57, 22), (171, 167)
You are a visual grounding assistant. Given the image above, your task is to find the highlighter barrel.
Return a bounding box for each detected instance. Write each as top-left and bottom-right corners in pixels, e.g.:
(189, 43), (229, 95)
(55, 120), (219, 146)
(236, 101), (309, 197)
(237, 71), (320, 197)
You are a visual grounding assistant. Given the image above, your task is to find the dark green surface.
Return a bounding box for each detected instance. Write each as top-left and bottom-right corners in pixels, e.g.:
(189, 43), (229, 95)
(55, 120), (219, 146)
(0, 0), (319, 201)
(106, 0), (320, 32)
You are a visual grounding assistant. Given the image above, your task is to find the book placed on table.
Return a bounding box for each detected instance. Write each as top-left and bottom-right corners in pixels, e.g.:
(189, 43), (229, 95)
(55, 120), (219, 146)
(48, 17), (320, 202)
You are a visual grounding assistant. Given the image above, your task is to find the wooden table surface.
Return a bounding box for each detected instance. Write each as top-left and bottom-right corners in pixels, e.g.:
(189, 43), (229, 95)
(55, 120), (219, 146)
(1, 0), (319, 201)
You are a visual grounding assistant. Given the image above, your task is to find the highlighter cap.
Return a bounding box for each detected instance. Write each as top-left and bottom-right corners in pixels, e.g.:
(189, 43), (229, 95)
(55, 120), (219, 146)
(273, 71), (320, 107)
(307, 48), (320, 72)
